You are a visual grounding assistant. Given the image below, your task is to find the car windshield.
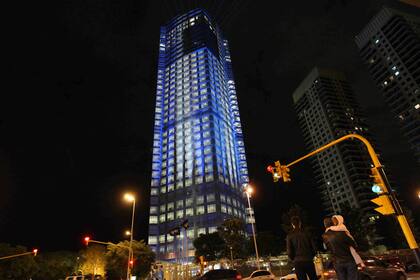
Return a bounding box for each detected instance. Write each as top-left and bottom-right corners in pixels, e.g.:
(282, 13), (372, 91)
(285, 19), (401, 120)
(252, 271), (270, 277)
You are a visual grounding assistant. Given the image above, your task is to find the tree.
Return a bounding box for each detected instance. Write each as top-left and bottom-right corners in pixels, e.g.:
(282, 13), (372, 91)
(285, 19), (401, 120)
(193, 232), (225, 261)
(79, 245), (106, 276)
(217, 218), (249, 259)
(281, 204), (311, 234)
(0, 243), (38, 280)
(339, 207), (376, 251)
(253, 231), (283, 257)
(280, 205), (321, 253)
(106, 240), (155, 279)
(33, 251), (78, 280)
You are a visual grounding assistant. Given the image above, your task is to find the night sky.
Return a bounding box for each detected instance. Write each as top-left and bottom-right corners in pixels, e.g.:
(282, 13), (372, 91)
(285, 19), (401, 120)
(2, 0), (419, 252)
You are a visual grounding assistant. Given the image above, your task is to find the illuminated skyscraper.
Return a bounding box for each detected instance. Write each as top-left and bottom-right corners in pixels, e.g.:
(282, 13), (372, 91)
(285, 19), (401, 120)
(355, 7), (420, 164)
(148, 9), (249, 261)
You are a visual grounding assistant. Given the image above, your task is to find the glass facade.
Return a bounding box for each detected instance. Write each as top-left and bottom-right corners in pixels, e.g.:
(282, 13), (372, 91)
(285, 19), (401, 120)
(148, 8), (249, 261)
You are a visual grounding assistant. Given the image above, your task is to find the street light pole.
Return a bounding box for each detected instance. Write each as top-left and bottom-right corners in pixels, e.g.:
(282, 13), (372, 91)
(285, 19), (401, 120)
(229, 246), (233, 266)
(124, 193), (136, 280)
(244, 185), (260, 270)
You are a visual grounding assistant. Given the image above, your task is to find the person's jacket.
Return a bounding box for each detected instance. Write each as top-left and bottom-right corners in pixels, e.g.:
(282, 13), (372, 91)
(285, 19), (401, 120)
(286, 228), (317, 263)
(322, 230), (356, 264)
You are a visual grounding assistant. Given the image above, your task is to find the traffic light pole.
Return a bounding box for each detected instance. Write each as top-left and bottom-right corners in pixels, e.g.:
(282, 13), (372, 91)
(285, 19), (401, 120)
(378, 166), (420, 264)
(278, 133), (419, 263)
(0, 251), (37, 260)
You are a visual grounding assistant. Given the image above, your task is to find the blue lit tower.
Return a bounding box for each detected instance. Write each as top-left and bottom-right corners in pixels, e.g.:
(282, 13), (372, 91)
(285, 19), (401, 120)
(148, 9), (249, 261)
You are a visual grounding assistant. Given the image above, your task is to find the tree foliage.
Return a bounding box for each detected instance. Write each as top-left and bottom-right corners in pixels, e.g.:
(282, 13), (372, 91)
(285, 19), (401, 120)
(33, 251), (78, 280)
(79, 245), (106, 276)
(339, 207), (376, 251)
(0, 243), (38, 280)
(193, 232), (225, 261)
(281, 204), (311, 234)
(0, 240), (155, 280)
(253, 231), (284, 256)
(105, 240), (155, 279)
(217, 218), (249, 259)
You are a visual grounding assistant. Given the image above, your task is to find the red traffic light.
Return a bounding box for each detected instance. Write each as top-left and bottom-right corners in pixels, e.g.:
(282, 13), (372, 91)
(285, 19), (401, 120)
(267, 165), (273, 173)
(129, 260), (134, 267)
(84, 236), (90, 245)
(32, 249), (38, 256)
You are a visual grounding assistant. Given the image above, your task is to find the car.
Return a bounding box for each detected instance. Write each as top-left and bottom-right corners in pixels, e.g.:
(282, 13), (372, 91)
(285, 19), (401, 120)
(65, 275), (103, 280)
(279, 272), (297, 280)
(377, 255), (407, 270)
(406, 263), (420, 272)
(199, 269), (243, 280)
(280, 256), (407, 280)
(279, 270), (323, 280)
(280, 261), (324, 280)
(322, 257), (407, 280)
(361, 257), (407, 280)
(243, 270), (276, 280)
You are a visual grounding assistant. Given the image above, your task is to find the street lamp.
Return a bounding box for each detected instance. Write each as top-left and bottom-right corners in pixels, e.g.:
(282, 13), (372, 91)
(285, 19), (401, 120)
(243, 184), (260, 270)
(124, 192), (136, 280)
(229, 246), (233, 266)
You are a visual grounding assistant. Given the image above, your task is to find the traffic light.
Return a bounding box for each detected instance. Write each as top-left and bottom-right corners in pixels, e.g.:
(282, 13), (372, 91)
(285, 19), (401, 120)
(84, 236), (90, 246)
(266, 165), (276, 182)
(32, 249), (38, 256)
(370, 167), (385, 194)
(267, 161), (282, 182)
(129, 259), (134, 267)
(267, 161), (291, 183)
(274, 161), (281, 181)
(281, 165), (291, 182)
(371, 194), (395, 215)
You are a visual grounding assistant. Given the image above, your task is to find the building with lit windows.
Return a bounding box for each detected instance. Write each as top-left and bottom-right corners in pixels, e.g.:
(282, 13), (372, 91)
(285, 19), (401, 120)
(148, 9), (249, 261)
(293, 68), (377, 218)
(355, 7), (420, 164)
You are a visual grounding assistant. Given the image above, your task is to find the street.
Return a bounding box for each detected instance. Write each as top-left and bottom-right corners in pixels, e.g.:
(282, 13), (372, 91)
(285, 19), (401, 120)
(408, 273), (420, 280)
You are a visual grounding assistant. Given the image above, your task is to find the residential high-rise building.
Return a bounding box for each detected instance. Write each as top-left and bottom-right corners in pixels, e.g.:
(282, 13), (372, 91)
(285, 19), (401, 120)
(148, 9), (249, 261)
(355, 7), (420, 164)
(293, 68), (377, 217)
